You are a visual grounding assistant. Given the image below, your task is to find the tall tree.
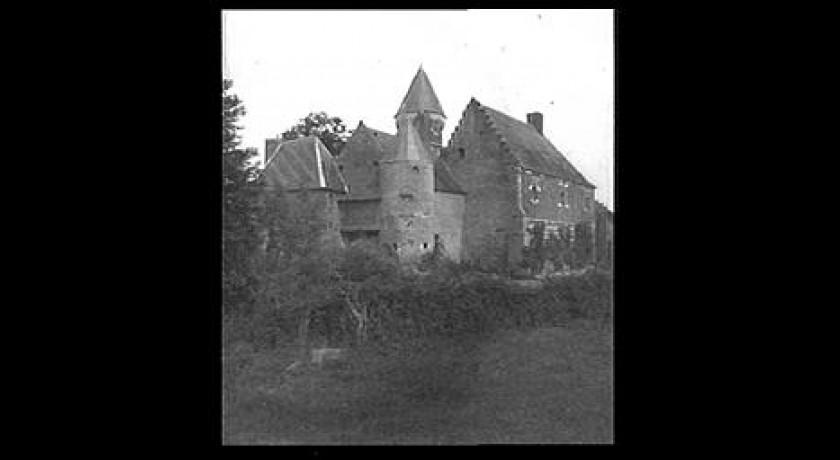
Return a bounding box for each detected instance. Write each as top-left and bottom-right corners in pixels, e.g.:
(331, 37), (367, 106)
(281, 111), (351, 156)
(223, 79), (260, 313)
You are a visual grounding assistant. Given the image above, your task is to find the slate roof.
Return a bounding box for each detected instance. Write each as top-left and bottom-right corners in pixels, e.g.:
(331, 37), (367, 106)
(263, 136), (347, 193)
(473, 101), (596, 189)
(345, 123), (465, 195)
(395, 67), (446, 118)
(361, 124), (399, 158)
(434, 159), (467, 195)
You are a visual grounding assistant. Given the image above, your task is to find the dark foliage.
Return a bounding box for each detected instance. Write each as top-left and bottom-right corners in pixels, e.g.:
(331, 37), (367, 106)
(304, 251), (613, 349)
(521, 221), (597, 273)
(281, 111), (351, 156)
(223, 79), (262, 313)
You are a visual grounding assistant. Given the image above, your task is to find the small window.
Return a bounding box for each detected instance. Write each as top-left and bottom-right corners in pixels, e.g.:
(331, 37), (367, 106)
(338, 165), (344, 171)
(373, 161), (379, 166)
(459, 148), (465, 159)
(422, 242), (428, 249)
(412, 165), (420, 173)
(529, 183), (541, 205)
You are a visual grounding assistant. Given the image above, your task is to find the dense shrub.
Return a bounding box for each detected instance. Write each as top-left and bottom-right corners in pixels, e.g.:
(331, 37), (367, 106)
(336, 239), (400, 282)
(226, 236), (612, 355)
(346, 264), (612, 347)
(223, 303), (298, 352)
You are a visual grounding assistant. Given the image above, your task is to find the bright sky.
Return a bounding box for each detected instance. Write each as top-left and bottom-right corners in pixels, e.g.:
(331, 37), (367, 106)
(223, 9), (614, 210)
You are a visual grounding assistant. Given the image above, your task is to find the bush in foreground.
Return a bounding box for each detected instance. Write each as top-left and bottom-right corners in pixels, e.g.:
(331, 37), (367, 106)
(226, 238), (613, 358)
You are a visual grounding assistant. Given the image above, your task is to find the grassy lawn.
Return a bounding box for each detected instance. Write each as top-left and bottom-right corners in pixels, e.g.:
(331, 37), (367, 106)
(223, 321), (613, 445)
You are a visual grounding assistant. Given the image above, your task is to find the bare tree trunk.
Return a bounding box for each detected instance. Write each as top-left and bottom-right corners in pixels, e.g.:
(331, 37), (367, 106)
(350, 303), (367, 346)
(340, 283), (368, 347)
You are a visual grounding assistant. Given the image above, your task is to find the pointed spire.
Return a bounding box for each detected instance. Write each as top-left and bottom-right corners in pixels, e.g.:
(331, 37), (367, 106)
(395, 66), (445, 118)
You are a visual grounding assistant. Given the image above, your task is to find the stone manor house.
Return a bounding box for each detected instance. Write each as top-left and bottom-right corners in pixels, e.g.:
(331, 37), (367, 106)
(262, 67), (613, 272)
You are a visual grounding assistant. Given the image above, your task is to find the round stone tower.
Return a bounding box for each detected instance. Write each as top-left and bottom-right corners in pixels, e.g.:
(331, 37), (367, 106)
(380, 66), (446, 260)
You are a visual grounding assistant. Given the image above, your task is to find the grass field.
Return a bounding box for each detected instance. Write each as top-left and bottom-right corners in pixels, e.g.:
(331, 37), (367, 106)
(223, 321), (613, 445)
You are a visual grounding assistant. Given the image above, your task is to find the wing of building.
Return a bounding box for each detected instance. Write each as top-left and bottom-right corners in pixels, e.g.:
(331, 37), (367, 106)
(261, 135), (346, 245)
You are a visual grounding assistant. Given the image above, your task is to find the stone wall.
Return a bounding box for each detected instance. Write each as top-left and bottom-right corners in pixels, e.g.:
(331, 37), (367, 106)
(519, 171), (595, 225)
(338, 199), (381, 231)
(433, 192), (465, 261)
(443, 103), (521, 271)
(267, 189), (343, 247)
(379, 159), (436, 259)
(519, 171), (597, 257)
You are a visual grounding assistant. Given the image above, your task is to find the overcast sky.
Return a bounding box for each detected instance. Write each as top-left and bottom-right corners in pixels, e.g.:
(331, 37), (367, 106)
(223, 9), (614, 209)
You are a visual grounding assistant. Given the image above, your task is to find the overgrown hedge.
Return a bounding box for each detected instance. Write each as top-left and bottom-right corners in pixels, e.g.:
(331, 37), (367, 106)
(225, 240), (613, 353)
(309, 265), (613, 347)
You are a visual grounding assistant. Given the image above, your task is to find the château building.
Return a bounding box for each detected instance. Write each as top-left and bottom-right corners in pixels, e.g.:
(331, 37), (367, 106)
(262, 67), (611, 271)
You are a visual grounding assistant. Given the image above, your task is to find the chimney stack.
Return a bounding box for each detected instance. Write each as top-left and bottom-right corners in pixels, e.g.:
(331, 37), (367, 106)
(527, 112), (543, 135)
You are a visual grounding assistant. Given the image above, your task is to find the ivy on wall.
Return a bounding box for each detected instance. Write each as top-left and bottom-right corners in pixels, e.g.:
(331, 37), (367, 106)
(521, 219), (595, 274)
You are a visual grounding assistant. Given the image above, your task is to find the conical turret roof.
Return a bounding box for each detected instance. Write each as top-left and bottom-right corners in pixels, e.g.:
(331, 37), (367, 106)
(395, 66), (445, 118)
(395, 116), (431, 161)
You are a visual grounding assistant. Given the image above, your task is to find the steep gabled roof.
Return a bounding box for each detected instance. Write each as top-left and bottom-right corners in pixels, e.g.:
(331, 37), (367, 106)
(366, 125), (399, 154)
(468, 100), (595, 189)
(342, 122), (399, 162)
(342, 123), (465, 195)
(264, 136), (347, 193)
(434, 159), (466, 195)
(395, 66), (445, 118)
